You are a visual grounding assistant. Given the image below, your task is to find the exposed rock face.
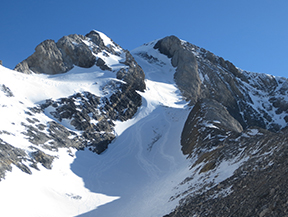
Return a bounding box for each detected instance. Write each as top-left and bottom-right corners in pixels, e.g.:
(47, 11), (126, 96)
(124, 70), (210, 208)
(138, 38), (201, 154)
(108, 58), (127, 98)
(181, 99), (243, 155)
(15, 39), (72, 74)
(155, 36), (288, 217)
(38, 91), (116, 154)
(154, 36), (201, 104)
(0, 60), (2, 65)
(166, 127), (288, 217)
(56, 34), (96, 68)
(1, 84), (14, 97)
(118, 51), (146, 92)
(154, 36), (288, 132)
(14, 31), (123, 75)
(0, 138), (30, 180)
(85, 30), (121, 56)
(31, 150), (55, 170)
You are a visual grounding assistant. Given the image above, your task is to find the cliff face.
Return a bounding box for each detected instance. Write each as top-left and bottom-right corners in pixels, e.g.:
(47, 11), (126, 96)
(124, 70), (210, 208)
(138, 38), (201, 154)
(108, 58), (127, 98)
(154, 36), (288, 132)
(14, 31), (116, 74)
(152, 36), (288, 217)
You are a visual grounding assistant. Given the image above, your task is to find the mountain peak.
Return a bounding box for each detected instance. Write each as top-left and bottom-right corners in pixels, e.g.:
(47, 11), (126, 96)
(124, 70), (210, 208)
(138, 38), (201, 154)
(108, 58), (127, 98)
(1, 30), (288, 217)
(14, 30), (122, 75)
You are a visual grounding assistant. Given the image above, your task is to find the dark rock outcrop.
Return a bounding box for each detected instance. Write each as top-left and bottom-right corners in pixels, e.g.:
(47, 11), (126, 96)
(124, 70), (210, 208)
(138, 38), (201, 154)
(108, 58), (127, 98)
(181, 99), (243, 156)
(1, 84), (14, 97)
(154, 36), (201, 104)
(38, 92), (115, 154)
(96, 58), (111, 71)
(118, 51), (146, 92)
(85, 30), (122, 56)
(31, 150), (54, 169)
(0, 138), (30, 180)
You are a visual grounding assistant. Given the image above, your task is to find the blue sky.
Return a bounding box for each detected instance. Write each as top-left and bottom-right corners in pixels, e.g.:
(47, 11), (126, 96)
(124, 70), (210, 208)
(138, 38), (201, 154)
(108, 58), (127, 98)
(1, 0), (288, 78)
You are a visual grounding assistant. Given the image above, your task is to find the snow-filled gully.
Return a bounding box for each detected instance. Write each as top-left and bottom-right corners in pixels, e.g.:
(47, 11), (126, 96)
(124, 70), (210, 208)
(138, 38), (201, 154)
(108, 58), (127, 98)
(71, 50), (192, 217)
(0, 42), (191, 217)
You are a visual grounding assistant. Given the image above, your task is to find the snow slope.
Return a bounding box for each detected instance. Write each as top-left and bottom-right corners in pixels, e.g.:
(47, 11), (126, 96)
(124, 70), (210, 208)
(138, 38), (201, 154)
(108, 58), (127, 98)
(0, 61), (127, 216)
(0, 34), (269, 217)
(0, 37), (192, 217)
(71, 43), (192, 217)
(0, 38), (132, 216)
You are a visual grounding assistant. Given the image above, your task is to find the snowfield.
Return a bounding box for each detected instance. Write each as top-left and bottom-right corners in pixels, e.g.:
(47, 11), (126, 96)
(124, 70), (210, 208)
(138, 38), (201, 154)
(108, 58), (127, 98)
(0, 38), (193, 217)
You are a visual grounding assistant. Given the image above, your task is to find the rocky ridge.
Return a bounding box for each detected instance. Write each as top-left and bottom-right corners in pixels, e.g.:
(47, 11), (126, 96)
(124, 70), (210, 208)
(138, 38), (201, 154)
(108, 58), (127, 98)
(154, 36), (288, 132)
(0, 30), (145, 179)
(151, 36), (288, 216)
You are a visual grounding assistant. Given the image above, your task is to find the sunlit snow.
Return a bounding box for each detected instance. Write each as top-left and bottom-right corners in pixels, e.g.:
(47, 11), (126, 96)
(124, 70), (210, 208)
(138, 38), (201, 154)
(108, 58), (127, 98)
(0, 38), (192, 217)
(0, 34), (258, 217)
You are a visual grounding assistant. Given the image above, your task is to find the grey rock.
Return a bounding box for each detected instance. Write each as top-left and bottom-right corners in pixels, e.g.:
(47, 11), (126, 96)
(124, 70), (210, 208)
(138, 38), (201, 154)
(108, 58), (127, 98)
(85, 30), (106, 50)
(154, 36), (288, 132)
(14, 59), (32, 74)
(269, 97), (288, 114)
(1, 84), (14, 97)
(14, 30), (124, 76)
(181, 98), (243, 155)
(96, 57), (111, 71)
(154, 35), (182, 58)
(56, 34), (96, 68)
(39, 91), (116, 154)
(167, 126), (288, 217)
(117, 50), (146, 92)
(154, 36), (200, 103)
(22, 122), (50, 145)
(85, 30), (122, 56)
(0, 60), (2, 65)
(31, 150), (54, 169)
(173, 48), (200, 103)
(15, 39), (72, 74)
(84, 131), (116, 154)
(0, 138), (31, 180)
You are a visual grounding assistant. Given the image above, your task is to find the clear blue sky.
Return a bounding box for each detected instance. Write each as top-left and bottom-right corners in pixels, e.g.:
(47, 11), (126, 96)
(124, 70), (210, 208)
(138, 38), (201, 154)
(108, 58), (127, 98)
(1, 0), (288, 78)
